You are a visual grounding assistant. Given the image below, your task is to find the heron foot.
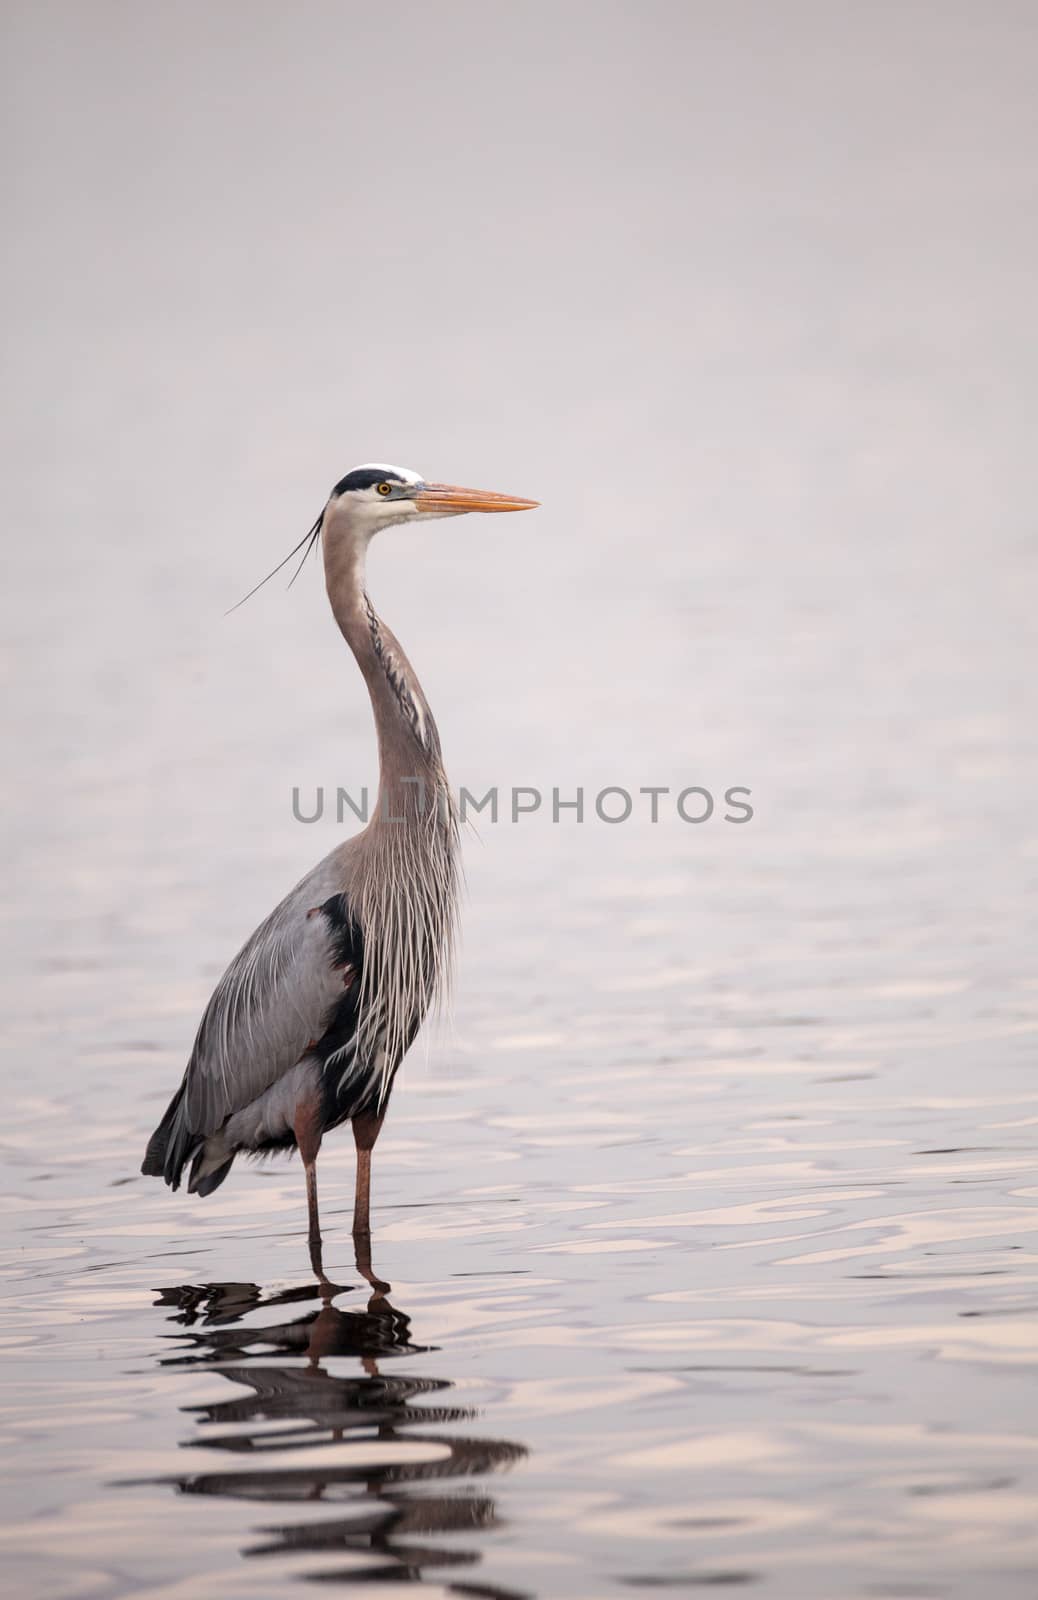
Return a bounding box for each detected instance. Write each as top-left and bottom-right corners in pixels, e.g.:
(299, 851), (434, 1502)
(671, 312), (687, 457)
(315, 1273), (351, 1303)
(352, 1226), (390, 1294)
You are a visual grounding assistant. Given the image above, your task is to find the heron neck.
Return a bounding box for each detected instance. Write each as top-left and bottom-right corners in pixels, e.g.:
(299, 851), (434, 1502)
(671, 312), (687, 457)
(324, 535), (444, 821)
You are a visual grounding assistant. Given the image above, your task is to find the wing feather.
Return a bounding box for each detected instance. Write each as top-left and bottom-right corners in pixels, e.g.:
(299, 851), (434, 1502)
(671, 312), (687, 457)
(182, 860), (359, 1137)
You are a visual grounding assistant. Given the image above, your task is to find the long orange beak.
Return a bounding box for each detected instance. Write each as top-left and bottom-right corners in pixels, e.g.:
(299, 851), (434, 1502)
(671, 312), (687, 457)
(415, 482), (539, 514)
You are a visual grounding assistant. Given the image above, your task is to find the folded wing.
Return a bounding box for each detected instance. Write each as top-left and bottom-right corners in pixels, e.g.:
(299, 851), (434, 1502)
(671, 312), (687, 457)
(143, 865), (361, 1188)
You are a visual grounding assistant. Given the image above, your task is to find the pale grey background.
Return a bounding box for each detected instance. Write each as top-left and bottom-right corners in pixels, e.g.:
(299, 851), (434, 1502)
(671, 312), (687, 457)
(2, 4), (1037, 1598)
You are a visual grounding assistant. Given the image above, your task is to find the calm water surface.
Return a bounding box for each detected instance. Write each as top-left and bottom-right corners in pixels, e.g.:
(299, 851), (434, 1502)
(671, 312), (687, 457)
(3, 778), (1038, 1597)
(4, 3), (1038, 1596)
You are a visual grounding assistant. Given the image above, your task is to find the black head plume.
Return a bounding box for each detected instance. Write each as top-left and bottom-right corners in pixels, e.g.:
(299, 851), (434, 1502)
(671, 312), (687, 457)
(225, 512), (324, 615)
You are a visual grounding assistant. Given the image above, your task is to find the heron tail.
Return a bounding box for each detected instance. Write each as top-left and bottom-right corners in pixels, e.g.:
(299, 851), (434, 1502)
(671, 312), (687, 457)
(187, 1137), (235, 1196)
(142, 1085), (195, 1188)
(188, 1149), (235, 1196)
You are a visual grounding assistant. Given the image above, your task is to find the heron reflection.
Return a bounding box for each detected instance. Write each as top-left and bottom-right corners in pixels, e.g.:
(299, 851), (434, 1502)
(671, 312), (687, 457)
(149, 1276), (528, 1592)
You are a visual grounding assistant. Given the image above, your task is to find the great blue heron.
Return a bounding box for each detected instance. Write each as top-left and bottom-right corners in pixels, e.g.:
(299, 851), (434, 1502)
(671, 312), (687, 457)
(142, 464), (538, 1283)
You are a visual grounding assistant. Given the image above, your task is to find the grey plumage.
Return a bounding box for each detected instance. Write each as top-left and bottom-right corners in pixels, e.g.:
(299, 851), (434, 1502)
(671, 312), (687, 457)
(143, 851), (362, 1191)
(142, 463), (537, 1280)
(143, 693), (457, 1196)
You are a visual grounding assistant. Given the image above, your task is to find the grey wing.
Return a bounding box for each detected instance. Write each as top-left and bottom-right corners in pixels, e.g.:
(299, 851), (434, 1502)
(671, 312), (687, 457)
(183, 858), (353, 1136)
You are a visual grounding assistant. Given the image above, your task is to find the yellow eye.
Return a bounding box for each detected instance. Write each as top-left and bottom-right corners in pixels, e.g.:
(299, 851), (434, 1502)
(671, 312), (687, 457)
(377, 481), (392, 497)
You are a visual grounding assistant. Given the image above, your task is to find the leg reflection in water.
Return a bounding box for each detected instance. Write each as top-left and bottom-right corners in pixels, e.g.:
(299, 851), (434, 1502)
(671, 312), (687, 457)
(146, 1250), (529, 1593)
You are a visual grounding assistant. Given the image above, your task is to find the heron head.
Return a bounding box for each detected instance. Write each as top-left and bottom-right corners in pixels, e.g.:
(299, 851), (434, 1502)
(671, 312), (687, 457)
(324, 463), (539, 539)
(228, 464), (537, 613)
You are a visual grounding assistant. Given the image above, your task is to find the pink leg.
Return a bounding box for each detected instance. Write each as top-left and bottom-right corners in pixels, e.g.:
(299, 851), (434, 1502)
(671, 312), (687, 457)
(295, 1097), (328, 1289)
(352, 1112), (388, 1291)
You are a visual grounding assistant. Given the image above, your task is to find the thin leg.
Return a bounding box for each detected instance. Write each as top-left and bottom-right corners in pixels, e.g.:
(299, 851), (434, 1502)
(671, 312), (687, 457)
(351, 1111), (383, 1236)
(304, 1157), (324, 1281)
(296, 1096), (337, 1295)
(352, 1112), (388, 1292)
(354, 1145), (372, 1235)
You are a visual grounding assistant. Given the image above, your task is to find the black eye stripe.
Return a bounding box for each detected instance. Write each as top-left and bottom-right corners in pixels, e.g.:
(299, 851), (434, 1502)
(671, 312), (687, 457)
(332, 468), (407, 497)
